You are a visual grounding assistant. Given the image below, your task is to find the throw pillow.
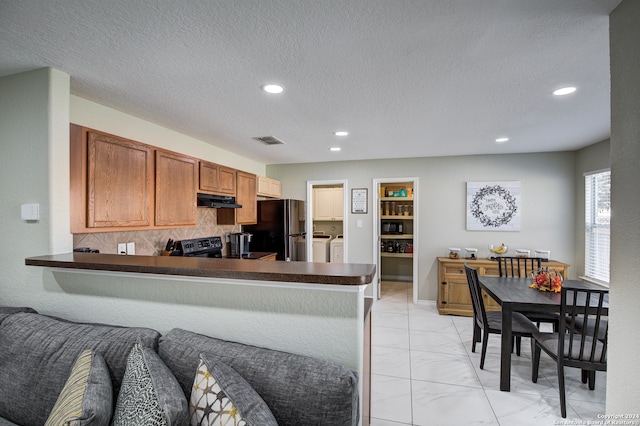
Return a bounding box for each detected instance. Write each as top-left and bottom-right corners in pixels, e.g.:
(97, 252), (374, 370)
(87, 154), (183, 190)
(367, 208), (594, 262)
(112, 343), (188, 426)
(189, 354), (278, 426)
(44, 349), (113, 426)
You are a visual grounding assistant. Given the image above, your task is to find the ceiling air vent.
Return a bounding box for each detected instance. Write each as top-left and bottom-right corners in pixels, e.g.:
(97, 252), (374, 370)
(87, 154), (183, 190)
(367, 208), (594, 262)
(253, 135), (285, 145)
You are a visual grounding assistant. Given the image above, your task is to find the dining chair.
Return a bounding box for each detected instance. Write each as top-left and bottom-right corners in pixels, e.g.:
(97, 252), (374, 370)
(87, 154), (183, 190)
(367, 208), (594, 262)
(497, 256), (559, 330)
(531, 286), (608, 418)
(464, 264), (538, 369)
(497, 256), (542, 278)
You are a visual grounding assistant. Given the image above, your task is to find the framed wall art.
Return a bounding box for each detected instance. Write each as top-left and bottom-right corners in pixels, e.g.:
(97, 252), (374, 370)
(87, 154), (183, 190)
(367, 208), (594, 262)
(466, 181), (521, 231)
(351, 188), (368, 214)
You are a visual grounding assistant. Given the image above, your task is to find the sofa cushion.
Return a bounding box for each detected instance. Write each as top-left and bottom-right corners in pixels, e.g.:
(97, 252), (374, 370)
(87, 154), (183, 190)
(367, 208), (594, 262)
(0, 313), (160, 426)
(189, 354), (278, 426)
(159, 328), (359, 426)
(112, 343), (188, 426)
(0, 306), (37, 325)
(45, 349), (113, 426)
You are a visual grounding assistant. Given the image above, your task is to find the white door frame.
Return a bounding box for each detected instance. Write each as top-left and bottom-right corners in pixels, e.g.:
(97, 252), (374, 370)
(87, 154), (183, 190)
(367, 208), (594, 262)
(306, 180), (349, 263)
(372, 177), (419, 303)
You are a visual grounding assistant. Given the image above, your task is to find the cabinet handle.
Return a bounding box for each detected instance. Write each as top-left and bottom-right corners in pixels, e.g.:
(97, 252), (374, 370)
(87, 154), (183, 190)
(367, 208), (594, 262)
(441, 282), (447, 285)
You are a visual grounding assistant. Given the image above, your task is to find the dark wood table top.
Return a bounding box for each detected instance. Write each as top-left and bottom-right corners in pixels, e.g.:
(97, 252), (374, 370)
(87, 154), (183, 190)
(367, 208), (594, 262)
(479, 276), (609, 312)
(25, 253), (376, 286)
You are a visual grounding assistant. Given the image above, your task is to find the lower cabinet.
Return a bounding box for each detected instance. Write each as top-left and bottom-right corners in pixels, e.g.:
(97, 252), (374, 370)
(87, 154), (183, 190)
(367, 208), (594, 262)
(437, 257), (570, 316)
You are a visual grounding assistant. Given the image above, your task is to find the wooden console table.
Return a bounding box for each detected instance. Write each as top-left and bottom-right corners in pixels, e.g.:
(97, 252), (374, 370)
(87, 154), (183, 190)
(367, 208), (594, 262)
(436, 257), (570, 316)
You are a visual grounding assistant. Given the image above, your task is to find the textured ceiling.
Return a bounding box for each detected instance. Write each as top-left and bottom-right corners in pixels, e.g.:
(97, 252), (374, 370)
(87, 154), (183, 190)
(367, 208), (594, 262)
(0, 0), (621, 165)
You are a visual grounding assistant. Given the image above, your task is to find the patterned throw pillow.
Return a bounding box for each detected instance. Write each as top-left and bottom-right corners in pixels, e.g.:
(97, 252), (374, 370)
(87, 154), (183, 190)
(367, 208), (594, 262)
(45, 349), (113, 426)
(189, 354), (278, 426)
(112, 343), (188, 426)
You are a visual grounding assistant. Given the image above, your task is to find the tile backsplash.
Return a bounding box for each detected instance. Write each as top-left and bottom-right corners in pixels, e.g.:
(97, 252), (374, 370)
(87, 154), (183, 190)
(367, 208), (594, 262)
(73, 208), (240, 255)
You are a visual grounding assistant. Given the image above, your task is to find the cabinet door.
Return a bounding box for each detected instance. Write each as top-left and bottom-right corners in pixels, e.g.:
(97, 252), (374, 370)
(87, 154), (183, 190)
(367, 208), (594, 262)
(87, 131), (152, 228)
(155, 150), (197, 226)
(314, 187), (343, 220)
(257, 176), (282, 198)
(218, 171), (257, 225)
(218, 166), (237, 195)
(235, 171), (257, 224)
(199, 161), (236, 195)
(333, 188), (344, 220)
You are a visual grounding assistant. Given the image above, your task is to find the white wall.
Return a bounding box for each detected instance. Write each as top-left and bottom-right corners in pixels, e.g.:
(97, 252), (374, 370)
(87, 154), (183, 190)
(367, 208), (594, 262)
(607, 0), (640, 415)
(0, 68), (70, 307)
(269, 152), (578, 301)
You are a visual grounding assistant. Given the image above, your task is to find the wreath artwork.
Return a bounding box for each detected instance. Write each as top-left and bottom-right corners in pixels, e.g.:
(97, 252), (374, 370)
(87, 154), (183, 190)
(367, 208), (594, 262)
(466, 181), (521, 231)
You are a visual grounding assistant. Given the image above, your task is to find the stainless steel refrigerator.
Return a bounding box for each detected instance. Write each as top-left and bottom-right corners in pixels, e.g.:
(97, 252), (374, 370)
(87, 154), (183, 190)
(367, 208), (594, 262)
(242, 199), (306, 261)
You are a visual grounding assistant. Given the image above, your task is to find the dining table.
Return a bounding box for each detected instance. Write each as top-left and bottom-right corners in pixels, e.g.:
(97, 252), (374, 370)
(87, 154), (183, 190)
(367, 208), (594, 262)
(477, 276), (609, 392)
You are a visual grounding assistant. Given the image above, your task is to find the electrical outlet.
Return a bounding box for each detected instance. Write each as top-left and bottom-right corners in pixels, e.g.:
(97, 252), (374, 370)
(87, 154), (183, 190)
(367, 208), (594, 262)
(117, 243), (127, 255)
(126, 242), (135, 255)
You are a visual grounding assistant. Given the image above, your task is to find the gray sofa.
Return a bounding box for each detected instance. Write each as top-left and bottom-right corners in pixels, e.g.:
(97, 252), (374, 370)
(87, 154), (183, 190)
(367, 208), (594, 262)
(0, 307), (359, 426)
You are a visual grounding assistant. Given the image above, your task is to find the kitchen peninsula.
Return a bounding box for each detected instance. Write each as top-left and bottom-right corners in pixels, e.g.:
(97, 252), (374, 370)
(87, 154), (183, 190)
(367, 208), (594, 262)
(26, 253), (375, 425)
(25, 252), (375, 284)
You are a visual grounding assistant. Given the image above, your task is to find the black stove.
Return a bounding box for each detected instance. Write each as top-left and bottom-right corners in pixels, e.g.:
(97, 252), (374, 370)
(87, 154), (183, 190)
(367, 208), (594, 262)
(171, 236), (223, 257)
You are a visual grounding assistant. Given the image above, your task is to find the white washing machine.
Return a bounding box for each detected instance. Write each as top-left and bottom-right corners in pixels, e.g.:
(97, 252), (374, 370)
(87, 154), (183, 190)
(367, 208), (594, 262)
(312, 235), (333, 263)
(330, 235), (344, 263)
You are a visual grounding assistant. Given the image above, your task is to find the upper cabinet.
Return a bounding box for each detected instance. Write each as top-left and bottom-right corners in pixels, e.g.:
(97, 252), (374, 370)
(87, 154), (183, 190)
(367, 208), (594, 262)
(155, 150), (197, 226)
(313, 187), (344, 221)
(71, 124), (261, 232)
(218, 171), (257, 225)
(257, 176), (282, 198)
(199, 161), (236, 195)
(72, 125), (197, 232)
(72, 126), (154, 231)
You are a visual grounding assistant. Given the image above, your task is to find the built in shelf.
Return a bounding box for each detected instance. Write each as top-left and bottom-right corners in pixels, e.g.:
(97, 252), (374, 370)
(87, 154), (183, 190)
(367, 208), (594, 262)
(380, 234), (414, 239)
(381, 215), (413, 220)
(380, 253), (413, 258)
(380, 196), (413, 201)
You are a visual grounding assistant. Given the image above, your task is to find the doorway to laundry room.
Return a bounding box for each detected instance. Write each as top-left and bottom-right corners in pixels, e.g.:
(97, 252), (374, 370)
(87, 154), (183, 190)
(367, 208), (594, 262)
(306, 180), (348, 263)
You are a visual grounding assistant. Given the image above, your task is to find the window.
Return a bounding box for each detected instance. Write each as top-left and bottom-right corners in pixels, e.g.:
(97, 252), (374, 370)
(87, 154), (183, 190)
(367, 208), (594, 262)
(584, 169), (611, 285)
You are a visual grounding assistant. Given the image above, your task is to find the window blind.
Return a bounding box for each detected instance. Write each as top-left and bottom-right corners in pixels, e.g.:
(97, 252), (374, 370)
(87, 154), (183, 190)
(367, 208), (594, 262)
(584, 170), (610, 285)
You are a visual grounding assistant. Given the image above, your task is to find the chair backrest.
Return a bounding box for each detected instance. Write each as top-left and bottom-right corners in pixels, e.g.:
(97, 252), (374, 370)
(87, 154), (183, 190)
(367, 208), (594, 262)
(464, 263), (488, 329)
(498, 257), (543, 278)
(558, 287), (608, 365)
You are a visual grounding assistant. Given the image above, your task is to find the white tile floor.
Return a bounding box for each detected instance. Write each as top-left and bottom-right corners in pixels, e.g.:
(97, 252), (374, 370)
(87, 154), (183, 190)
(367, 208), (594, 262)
(370, 281), (607, 426)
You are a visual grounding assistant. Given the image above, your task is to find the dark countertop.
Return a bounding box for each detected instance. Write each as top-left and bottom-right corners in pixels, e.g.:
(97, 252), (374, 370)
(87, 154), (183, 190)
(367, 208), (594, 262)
(25, 253), (376, 286)
(224, 252), (277, 260)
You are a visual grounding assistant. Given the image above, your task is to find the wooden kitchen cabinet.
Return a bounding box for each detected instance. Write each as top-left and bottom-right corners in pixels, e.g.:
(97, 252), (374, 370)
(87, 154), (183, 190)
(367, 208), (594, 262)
(257, 175), (282, 198)
(313, 187), (343, 221)
(155, 150), (198, 226)
(199, 161), (236, 195)
(71, 125), (154, 231)
(437, 257), (570, 316)
(218, 171), (257, 225)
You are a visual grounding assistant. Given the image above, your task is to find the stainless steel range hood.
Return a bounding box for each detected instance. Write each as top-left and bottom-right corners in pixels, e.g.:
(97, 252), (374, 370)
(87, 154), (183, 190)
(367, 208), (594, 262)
(197, 193), (242, 209)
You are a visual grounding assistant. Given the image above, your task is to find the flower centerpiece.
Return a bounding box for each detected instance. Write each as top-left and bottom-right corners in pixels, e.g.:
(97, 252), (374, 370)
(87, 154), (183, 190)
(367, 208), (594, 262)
(529, 268), (563, 292)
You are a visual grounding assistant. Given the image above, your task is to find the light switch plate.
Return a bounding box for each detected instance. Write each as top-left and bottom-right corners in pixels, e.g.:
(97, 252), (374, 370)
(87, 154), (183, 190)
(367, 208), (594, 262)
(118, 243), (127, 255)
(126, 242), (135, 255)
(21, 203), (40, 221)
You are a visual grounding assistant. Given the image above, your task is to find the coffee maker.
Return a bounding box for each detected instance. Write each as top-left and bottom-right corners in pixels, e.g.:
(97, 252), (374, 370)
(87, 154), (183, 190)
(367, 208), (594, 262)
(226, 232), (252, 258)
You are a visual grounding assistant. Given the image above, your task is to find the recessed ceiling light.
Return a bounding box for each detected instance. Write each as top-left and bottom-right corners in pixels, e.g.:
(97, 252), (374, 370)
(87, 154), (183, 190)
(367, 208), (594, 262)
(334, 131), (349, 136)
(495, 137), (509, 143)
(552, 86), (577, 96)
(262, 84), (284, 94)
(330, 147), (341, 152)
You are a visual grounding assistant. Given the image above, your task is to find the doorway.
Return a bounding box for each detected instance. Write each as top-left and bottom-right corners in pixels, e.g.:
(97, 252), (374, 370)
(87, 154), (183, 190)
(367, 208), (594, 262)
(373, 178), (418, 303)
(306, 180), (348, 263)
